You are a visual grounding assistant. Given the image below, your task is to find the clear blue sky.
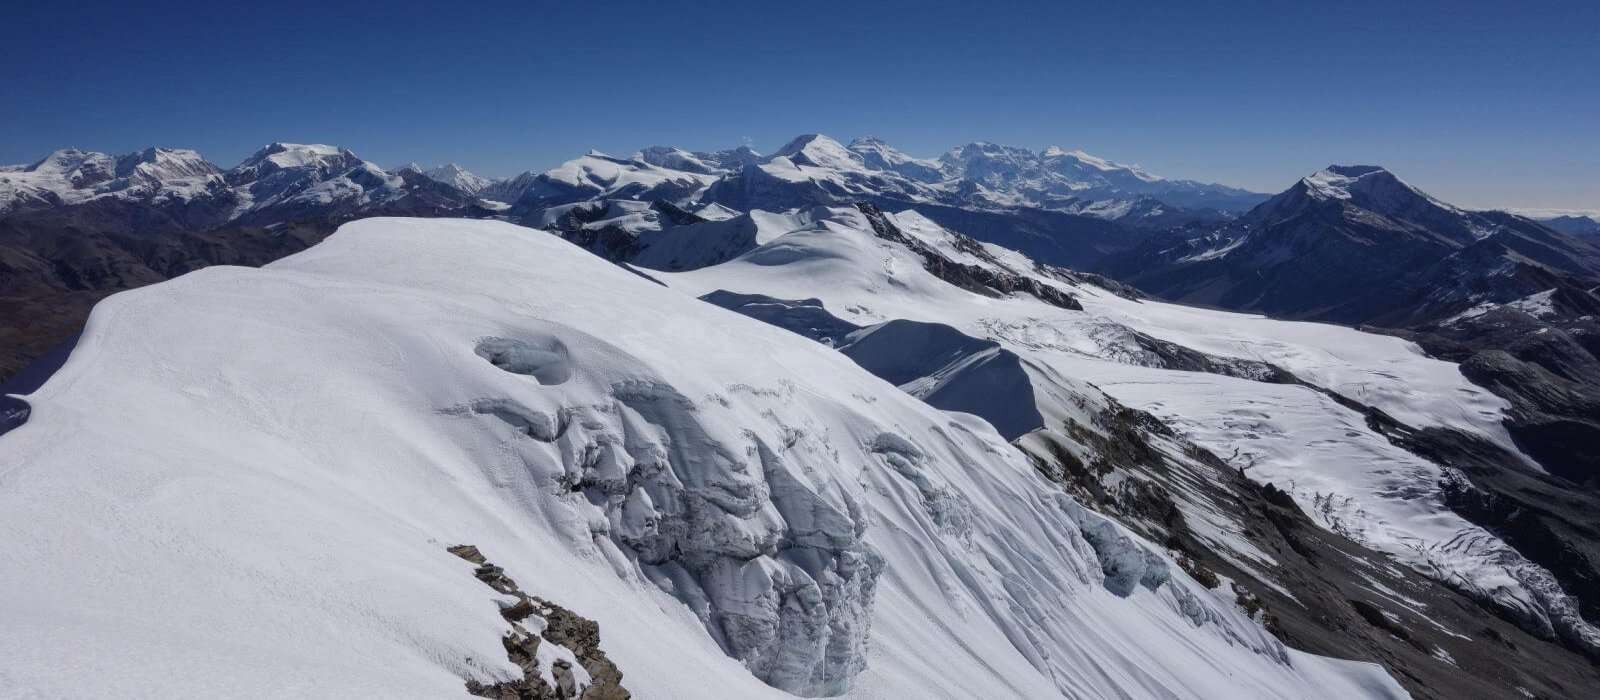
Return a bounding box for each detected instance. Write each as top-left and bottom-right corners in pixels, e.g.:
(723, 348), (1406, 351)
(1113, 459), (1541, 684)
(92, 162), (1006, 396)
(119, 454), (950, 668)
(3, 0), (1596, 211)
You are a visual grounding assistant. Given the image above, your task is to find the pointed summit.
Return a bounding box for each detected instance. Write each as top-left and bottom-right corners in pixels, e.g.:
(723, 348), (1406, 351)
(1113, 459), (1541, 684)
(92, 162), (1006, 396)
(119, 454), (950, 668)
(1294, 164), (1456, 216)
(422, 163), (491, 194)
(772, 134), (864, 171)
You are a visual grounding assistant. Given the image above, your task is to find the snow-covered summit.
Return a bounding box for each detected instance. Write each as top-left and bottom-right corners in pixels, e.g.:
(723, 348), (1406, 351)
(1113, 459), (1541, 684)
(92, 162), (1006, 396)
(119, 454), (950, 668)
(773, 134), (868, 172)
(1301, 165), (1420, 202)
(421, 163), (493, 194)
(230, 142), (361, 180)
(25, 148), (118, 184)
(117, 147), (219, 182)
(219, 143), (411, 218)
(1266, 164), (1493, 236)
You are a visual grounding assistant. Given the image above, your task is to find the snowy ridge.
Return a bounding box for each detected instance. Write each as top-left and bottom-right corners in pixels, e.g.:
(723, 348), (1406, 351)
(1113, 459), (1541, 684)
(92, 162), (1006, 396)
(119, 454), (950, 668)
(0, 217), (1402, 698)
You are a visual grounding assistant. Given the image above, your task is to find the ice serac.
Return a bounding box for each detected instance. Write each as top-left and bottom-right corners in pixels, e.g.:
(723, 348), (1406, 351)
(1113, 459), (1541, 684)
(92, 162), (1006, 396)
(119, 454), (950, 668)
(0, 217), (1404, 699)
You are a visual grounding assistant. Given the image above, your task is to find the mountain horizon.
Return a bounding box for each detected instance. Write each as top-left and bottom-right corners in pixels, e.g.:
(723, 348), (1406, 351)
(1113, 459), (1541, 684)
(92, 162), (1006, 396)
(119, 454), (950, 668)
(5, 3), (1600, 698)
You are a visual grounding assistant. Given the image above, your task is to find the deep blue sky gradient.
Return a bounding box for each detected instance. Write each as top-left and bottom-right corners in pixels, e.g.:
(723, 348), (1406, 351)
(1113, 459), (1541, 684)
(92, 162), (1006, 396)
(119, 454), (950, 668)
(2, 0), (1596, 211)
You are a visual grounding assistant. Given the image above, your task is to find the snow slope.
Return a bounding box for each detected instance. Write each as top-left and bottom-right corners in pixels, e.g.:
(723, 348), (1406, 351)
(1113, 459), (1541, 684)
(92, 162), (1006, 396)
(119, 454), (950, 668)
(663, 205), (1596, 657)
(0, 218), (1401, 698)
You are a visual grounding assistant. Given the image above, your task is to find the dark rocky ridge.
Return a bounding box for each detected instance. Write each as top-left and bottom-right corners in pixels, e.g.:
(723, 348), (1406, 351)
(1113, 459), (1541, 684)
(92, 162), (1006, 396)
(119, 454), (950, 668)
(853, 202), (1082, 310)
(1382, 305), (1600, 485)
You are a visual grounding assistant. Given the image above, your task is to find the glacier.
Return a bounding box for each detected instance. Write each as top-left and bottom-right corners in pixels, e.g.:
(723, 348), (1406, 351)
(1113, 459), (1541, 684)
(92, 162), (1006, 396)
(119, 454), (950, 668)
(0, 217), (1404, 698)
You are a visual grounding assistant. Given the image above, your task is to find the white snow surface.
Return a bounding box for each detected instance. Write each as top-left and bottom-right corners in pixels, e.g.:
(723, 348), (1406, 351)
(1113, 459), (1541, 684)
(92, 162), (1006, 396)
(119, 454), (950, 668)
(0, 217), (1403, 698)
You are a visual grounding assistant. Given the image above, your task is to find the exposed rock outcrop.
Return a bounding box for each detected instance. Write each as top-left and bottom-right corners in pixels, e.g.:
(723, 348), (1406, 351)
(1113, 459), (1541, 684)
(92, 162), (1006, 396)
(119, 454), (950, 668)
(449, 545), (630, 700)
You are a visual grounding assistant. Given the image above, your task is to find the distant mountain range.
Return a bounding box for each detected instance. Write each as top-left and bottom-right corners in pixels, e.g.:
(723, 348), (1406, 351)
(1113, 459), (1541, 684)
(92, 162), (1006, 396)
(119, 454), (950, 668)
(4, 136), (1595, 383)
(1538, 214), (1600, 238)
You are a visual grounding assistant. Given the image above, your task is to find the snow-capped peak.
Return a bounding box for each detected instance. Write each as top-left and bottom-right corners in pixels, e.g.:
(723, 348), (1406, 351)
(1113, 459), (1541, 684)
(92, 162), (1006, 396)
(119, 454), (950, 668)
(1300, 165), (1391, 201)
(422, 163), (492, 194)
(25, 149), (117, 186)
(236, 143), (356, 172)
(116, 147), (220, 182)
(1297, 164), (1461, 215)
(772, 134), (866, 172)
